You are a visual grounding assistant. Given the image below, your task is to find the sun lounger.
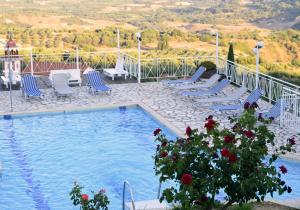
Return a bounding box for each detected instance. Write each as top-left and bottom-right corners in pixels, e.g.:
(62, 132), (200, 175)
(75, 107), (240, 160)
(174, 74), (221, 90)
(162, 66), (206, 86)
(210, 88), (262, 111)
(258, 99), (285, 119)
(180, 79), (230, 97)
(52, 73), (74, 97)
(103, 56), (128, 80)
(195, 86), (247, 104)
(85, 71), (111, 95)
(21, 74), (43, 99)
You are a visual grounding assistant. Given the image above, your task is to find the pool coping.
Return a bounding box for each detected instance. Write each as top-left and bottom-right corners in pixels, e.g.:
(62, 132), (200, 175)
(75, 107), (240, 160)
(1, 103), (300, 209)
(2, 102), (300, 160)
(0, 102), (184, 138)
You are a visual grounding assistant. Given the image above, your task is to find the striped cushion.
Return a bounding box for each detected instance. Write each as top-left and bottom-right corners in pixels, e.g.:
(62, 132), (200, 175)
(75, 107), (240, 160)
(86, 71), (111, 92)
(21, 74), (42, 97)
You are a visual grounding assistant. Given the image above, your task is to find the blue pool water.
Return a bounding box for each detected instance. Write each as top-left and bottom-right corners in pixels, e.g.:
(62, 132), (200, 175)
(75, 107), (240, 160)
(0, 106), (299, 210)
(0, 106), (176, 210)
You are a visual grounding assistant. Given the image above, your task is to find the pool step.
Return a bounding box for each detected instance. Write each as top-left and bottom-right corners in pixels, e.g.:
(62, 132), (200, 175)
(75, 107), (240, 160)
(125, 199), (169, 210)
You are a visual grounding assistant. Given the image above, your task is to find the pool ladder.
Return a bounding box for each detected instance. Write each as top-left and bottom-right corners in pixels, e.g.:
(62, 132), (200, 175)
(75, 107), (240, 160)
(122, 181), (135, 210)
(122, 180), (162, 210)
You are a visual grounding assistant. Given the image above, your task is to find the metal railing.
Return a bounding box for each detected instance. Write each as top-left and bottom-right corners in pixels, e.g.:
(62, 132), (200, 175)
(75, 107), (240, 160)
(280, 87), (300, 132)
(123, 180), (135, 210)
(217, 58), (300, 103)
(138, 56), (214, 81)
(1, 50), (300, 129)
(0, 50), (139, 79)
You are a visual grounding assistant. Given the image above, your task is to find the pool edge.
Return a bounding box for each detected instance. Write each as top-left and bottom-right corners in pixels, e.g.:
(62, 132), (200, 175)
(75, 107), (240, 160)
(1, 102), (299, 161)
(0, 102), (184, 138)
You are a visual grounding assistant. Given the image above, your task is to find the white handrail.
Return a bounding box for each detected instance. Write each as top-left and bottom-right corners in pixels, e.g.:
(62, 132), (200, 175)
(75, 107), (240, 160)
(157, 182), (162, 199)
(123, 180), (135, 210)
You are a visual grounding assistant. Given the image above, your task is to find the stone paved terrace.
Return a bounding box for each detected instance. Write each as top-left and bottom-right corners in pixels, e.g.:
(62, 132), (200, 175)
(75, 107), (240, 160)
(0, 81), (299, 160)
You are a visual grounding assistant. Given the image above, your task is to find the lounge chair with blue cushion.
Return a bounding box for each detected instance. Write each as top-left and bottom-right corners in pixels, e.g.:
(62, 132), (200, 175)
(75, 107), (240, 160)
(175, 74), (221, 90)
(258, 99), (285, 119)
(21, 74), (43, 99)
(210, 88), (262, 111)
(85, 71), (111, 95)
(195, 86), (247, 104)
(180, 79), (230, 97)
(162, 66), (206, 86)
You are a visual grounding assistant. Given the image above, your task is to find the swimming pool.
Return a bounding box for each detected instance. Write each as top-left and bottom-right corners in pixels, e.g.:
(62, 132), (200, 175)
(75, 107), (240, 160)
(0, 106), (177, 210)
(0, 106), (299, 210)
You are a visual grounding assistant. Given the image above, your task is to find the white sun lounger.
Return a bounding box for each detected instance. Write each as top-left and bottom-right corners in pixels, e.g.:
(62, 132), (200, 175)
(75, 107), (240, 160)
(195, 86), (247, 104)
(52, 73), (74, 97)
(103, 56), (128, 80)
(174, 74), (221, 90)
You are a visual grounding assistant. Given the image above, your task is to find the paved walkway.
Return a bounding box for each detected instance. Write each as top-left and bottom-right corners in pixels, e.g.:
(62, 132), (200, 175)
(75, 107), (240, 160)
(0, 82), (299, 159)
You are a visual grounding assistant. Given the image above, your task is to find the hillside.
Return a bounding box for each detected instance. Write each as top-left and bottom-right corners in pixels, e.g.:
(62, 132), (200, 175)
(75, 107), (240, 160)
(0, 0), (299, 84)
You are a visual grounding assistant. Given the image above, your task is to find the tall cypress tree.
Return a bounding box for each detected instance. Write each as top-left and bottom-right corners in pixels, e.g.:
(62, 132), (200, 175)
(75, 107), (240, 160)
(227, 43), (235, 63)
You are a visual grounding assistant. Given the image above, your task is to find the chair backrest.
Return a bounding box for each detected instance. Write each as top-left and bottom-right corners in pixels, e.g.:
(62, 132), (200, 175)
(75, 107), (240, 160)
(190, 66), (206, 82)
(115, 55), (124, 71)
(204, 74), (221, 85)
(52, 73), (70, 88)
(4, 70), (18, 81)
(244, 88), (262, 104)
(49, 69), (80, 81)
(266, 99), (285, 119)
(231, 86), (247, 98)
(21, 74), (39, 92)
(86, 71), (104, 87)
(208, 79), (230, 94)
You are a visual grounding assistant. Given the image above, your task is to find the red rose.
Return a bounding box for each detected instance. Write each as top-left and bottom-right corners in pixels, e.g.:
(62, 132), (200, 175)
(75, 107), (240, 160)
(244, 102), (250, 109)
(213, 153), (219, 159)
(181, 173), (193, 185)
(201, 195), (208, 202)
(244, 130), (254, 138)
(205, 119), (216, 130)
(160, 151), (168, 157)
(81, 194), (89, 201)
(224, 135), (234, 143)
(153, 128), (162, 136)
(206, 115), (213, 120)
(251, 102), (259, 109)
(221, 148), (230, 157)
(288, 137), (296, 145)
(161, 141), (168, 147)
(172, 154), (178, 161)
(228, 154), (238, 163)
(279, 165), (287, 174)
(186, 126), (192, 136)
(195, 195), (208, 205)
(176, 139), (184, 146)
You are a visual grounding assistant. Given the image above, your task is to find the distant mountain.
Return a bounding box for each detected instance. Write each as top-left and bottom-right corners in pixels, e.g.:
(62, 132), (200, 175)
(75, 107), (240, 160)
(0, 0), (299, 30)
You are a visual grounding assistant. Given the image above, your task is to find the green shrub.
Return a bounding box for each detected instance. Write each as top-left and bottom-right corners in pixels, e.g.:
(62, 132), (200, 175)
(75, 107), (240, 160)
(199, 61), (217, 78)
(153, 105), (295, 210)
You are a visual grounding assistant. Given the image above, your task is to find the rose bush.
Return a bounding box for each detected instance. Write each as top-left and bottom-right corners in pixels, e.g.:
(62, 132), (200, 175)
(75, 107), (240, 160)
(70, 182), (109, 210)
(153, 104), (296, 210)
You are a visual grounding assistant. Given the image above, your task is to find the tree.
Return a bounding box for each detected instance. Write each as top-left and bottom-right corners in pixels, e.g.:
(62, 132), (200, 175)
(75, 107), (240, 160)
(157, 33), (169, 50)
(227, 43), (235, 63)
